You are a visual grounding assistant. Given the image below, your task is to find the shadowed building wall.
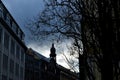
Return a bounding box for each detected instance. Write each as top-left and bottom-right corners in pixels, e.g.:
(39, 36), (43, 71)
(0, 1), (27, 80)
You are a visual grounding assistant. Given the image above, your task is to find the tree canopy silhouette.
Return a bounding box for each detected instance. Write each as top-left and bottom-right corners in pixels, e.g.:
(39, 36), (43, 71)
(27, 0), (120, 80)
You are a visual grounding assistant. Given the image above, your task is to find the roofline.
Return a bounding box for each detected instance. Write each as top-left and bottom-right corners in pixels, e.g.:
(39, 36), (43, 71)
(0, 1), (27, 51)
(0, 19), (27, 51)
(0, 1), (24, 35)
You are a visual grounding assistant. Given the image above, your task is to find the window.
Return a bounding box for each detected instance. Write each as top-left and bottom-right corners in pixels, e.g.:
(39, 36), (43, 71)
(2, 75), (7, 80)
(3, 54), (8, 71)
(12, 23), (17, 34)
(20, 31), (23, 39)
(0, 8), (3, 17)
(9, 78), (13, 80)
(21, 50), (24, 62)
(3, 10), (7, 20)
(10, 19), (12, 27)
(0, 26), (3, 44)
(10, 39), (15, 55)
(0, 51), (1, 70)
(6, 14), (10, 26)
(16, 45), (20, 59)
(4, 32), (9, 50)
(20, 67), (24, 79)
(16, 27), (19, 35)
(15, 63), (19, 77)
(21, 33), (25, 41)
(9, 59), (14, 74)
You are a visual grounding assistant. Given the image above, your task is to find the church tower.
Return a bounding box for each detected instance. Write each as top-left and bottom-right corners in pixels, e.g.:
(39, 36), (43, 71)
(48, 43), (57, 80)
(50, 43), (56, 63)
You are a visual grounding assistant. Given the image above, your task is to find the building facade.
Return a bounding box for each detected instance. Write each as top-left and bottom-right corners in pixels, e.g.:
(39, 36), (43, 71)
(25, 45), (78, 80)
(0, 1), (27, 80)
(25, 48), (50, 80)
(58, 65), (78, 80)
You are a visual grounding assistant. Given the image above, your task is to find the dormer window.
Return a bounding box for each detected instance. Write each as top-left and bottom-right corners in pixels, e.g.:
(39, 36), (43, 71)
(20, 32), (25, 41)
(12, 22), (17, 34)
(22, 34), (25, 41)
(3, 10), (7, 20)
(6, 14), (10, 26)
(10, 19), (12, 27)
(18, 29), (21, 38)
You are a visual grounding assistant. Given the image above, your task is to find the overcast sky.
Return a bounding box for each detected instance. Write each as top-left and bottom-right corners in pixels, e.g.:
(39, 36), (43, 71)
(1, 0), (71, 69)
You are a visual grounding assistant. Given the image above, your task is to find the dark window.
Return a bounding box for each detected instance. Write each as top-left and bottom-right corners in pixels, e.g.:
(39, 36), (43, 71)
(6, 15), (10, 26)
(2, 75), (7, 80)
(0, 26), (3, 44)
(4, 32), (9, 50)
(10, 19), (12, 27)
(0, 51), (1, 70)
(3, 10), (7, 20)
(16, 27), (19, 35)
(12, 23), (17, 33)
(9, 59), (14, 74)
(21, 50), (24, 62)
(16, 45), (20, 59)
(0, 8), (3, 17)
(15, 63), (19, 77)
(10, 39), (15, 55)
(9, 78), (13, 80)
(20, 67), (24, 79)
(3, 54), (8, 71)
(20, 32), (23, 39)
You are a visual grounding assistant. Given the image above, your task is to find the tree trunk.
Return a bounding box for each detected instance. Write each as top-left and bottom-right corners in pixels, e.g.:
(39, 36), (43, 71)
(98, 0), (113, 80)
(79, 54), (86, 80)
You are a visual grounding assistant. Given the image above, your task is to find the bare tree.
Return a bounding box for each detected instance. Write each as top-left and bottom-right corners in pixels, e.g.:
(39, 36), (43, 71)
(27, 0), (98, 80)
(27, 0), (120, 80)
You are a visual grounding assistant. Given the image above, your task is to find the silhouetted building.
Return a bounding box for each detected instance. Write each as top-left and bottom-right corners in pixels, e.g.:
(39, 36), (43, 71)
(25, 48), (42, 80)
(25, 44), (78, 80)
(0, 1), (27, 80)
(25, 44), (57, 80)
(25, 48), (52, 80)
(47, 43), (58, 80)
(57, 65), (78, 80)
